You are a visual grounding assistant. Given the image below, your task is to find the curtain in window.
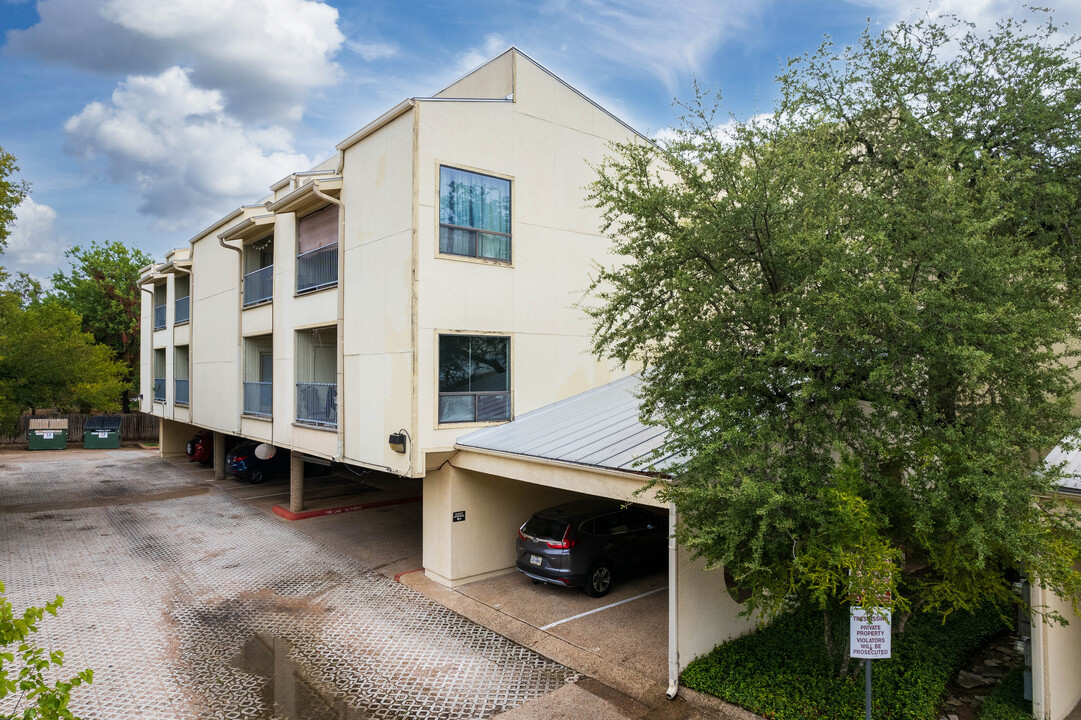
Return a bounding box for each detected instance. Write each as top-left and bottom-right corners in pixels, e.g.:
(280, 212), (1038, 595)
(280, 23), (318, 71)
(297, 205), (339, 254)
(439, 167), (510, 261)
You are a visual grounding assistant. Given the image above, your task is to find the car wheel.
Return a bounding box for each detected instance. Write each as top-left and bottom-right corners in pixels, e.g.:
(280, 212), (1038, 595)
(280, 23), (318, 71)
(249, 468), (265, 485)
(585, 562), (613, 598)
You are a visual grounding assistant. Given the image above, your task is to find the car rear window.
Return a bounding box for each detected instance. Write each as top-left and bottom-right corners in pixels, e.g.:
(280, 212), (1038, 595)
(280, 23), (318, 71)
(522, 516), (568, 542)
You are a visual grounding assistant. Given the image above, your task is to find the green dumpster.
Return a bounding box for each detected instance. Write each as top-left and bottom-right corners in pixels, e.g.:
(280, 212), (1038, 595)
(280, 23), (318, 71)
(83, 415), (122, 449)
(28, 419), (68, 450)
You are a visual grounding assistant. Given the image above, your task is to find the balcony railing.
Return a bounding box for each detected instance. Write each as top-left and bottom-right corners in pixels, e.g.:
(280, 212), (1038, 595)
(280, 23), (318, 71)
(296, 244), (337, 294)
(174, 296), (190, 324)
(243, 381), (272, 417)
(153, 305), (167, 330)
(153, 378), (166, 402)
(174, 379), (189, 405)
(296, 382), (337, 428)
(243, 265), (273, 306)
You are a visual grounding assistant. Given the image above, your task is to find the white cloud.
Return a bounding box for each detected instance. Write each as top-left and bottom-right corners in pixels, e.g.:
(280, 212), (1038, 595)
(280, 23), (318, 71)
(7, 197), (65, 273)
(454, 34), (510, 77)
(64, 67), (313, 226)
(546, 0), (769, 91)
(346, 39), (398, 62)
(7, 0), (345, 122)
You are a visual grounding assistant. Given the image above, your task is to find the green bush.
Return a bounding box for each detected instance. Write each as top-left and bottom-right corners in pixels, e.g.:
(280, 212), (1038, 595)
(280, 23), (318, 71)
(979, 666), (1031, 720)
(681, 603), (1009, 720)
(0, 580), (93, 720)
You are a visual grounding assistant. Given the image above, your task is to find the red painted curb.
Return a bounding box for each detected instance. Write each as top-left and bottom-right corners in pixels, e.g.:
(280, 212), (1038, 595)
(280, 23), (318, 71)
(272, 495), (421, 521)
(394, 568), (424, 583)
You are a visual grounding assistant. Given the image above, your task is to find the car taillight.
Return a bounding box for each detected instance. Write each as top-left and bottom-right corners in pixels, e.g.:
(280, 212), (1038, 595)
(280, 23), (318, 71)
(234, 455), (248, 462)
(546, 526), (575, 549)
(518, 529), (528, 541)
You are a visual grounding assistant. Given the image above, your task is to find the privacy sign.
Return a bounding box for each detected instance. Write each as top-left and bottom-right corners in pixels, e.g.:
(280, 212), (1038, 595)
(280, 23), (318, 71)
(850, 607), (891, 659)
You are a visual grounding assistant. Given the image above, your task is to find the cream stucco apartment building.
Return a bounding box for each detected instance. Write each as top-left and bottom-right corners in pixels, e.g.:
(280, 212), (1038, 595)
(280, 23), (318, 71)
(140, 49), (755, 697)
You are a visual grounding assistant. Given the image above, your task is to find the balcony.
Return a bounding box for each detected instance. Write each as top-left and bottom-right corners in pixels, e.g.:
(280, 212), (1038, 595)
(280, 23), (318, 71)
(296, 244), (337, 294)
(243, 381), (272, 417)
(174, 379), (189, 405)
(153, 378), (166, 402)
(174, 296), (190, 324)
(153, 305), (167, 330)
(296, 382), (337, 428)
(243, 265), (273, 307)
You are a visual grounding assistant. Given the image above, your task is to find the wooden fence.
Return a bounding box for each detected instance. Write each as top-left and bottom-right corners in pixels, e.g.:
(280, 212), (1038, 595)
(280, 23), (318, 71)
(0, 413), (159, 445)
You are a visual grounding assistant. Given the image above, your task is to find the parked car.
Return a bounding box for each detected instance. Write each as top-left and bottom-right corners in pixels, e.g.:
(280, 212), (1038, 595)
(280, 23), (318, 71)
(185, 431), (213, 466)
(225, 441), (330, 484)
(515, 499), (667, 597)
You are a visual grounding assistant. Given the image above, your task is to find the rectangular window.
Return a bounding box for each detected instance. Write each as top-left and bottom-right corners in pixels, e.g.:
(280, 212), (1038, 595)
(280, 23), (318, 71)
(243, 335), (273, 417)
(174, 345), (189, 406)
(438, 334), (510, 423)
(243, 236), (274, 307)
(174, 275), (190, 324)
(152, 348), (166, 402)
(295, 327), (337, 428)
(297, 206), (338, 293)
(439, 167), (511, 263)
(153, 283), (167, 330)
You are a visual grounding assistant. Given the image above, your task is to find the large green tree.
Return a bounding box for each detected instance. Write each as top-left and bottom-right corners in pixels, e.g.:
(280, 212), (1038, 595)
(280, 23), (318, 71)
(0, 146), (28, 252)
(51, 240), (153, 412)
(587, 13), (1081, 637)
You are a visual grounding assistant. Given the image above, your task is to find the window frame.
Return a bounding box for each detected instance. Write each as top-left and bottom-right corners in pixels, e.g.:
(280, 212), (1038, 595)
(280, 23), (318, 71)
(295, 204), (339, 295)
(436, 332), (512, 426)
(436, 164), (513, 265)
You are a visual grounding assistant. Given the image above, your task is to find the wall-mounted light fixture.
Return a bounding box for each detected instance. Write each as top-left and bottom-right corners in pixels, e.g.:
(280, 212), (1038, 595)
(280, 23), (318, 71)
(388, 432), (407, 454)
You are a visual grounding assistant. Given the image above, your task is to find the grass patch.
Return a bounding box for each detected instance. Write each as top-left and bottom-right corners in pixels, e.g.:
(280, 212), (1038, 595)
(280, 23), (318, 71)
(681, 603), (1009, 720)
(979, 666), (1031, 720)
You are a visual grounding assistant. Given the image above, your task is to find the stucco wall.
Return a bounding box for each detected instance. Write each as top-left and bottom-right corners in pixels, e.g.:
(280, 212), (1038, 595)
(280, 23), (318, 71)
(675, 551), (757, 672)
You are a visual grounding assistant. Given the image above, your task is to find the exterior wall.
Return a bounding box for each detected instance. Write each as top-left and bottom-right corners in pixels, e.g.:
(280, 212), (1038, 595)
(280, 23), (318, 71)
(413, 59), (635, 467)
(159, 417), (196, 457)
(674, 550), (757, 672)
(1034, 493), (1081, 720)
(340, 109), (415, 473)
(422, 460), (585, 587)
(190, 232), (242, 433)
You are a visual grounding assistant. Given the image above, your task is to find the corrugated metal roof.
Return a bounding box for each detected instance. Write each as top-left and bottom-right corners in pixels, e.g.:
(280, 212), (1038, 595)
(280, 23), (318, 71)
(1041, 441), (1081, 493)
(455, 374), (677, 474)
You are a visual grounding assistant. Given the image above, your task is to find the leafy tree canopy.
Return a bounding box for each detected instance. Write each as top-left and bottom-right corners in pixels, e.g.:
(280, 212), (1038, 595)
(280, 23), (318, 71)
(50, 240), (153, 411)
(0, 147), (28, 252)
(588, 13), (1081, 629)
(0, 285), (127, 429)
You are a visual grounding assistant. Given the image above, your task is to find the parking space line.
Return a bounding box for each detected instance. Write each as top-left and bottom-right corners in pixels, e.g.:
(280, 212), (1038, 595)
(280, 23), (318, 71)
(539, 586), (667, 630)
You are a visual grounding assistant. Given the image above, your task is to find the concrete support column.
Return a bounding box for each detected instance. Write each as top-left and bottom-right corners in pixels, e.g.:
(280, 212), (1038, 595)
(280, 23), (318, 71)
(213, 431), (225, 480)
(158, 418), (193, 458)
(289, 452), (304, 513)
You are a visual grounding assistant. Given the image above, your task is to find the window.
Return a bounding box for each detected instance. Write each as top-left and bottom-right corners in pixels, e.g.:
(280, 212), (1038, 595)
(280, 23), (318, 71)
(243, 236), (274, 306)
(439, 167), (511, 262)
(295, 327), (337, 427)
(152, 349), (166, 402)
(153, 284), (167, 330)
(296, 205), (338, 293)
(243, 335), (273, 417)
(438, 335), (510, 423)
(174, 345), (189, 405)
(174, 275), (190, 324)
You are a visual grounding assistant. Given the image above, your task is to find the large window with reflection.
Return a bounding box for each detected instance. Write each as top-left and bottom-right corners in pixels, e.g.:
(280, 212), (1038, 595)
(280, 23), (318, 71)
(438, 334), (510, 423)
(438, 167), (511, 263)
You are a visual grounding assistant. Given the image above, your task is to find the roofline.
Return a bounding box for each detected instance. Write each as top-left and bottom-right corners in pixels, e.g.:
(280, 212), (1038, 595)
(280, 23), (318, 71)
(336, 99), (415, 153)
(452, 441), (669, 480)
(187, 206), (261, 246)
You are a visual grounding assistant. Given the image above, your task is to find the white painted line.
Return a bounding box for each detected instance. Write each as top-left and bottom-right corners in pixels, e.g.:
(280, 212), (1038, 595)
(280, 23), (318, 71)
(539, 586), (667, 631)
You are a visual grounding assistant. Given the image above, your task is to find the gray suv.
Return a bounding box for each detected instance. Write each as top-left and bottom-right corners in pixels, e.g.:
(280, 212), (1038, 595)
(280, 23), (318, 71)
(515, 499), (667, 597)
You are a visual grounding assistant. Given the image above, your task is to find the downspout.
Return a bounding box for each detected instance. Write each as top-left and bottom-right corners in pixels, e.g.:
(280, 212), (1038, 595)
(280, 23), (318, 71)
(667, 501), (680, 700)
(311, 177), (345, 463)
(218, 236), (243, 433)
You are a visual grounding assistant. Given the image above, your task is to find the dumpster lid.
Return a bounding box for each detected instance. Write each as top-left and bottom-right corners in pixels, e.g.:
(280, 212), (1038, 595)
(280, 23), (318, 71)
(85, 415), (122, 431)
(29, 418), (68, 430)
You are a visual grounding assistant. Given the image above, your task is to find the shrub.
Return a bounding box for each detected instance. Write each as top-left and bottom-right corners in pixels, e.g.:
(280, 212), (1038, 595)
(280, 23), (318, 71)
(681, 603), (1009, 720)
(979, 666), (1031, 720)
(0, 581), (93, 720)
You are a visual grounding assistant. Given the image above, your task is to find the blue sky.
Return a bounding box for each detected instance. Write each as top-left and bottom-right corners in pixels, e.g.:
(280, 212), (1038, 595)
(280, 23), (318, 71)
(1, 0), (1076, 281)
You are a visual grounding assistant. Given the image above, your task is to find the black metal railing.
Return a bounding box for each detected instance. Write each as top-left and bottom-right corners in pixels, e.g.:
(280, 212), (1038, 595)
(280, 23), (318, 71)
(243, 381), (272, 417)
(174, 379), (189, 405)
(296, 244), (337, 294)
(295, 382), (337, 427)
(174, 296), (190, 324)
(243, 265), (273, 306)
(153, 305), (167, 329)
(153, 378), (166, 402)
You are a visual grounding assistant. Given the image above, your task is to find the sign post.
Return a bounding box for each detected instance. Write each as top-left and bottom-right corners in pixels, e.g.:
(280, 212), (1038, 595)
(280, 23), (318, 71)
(850, 606), (891, 720)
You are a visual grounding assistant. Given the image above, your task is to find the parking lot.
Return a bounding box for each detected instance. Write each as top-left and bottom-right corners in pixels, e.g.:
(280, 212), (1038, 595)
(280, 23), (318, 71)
(0, 448), (684, 719)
